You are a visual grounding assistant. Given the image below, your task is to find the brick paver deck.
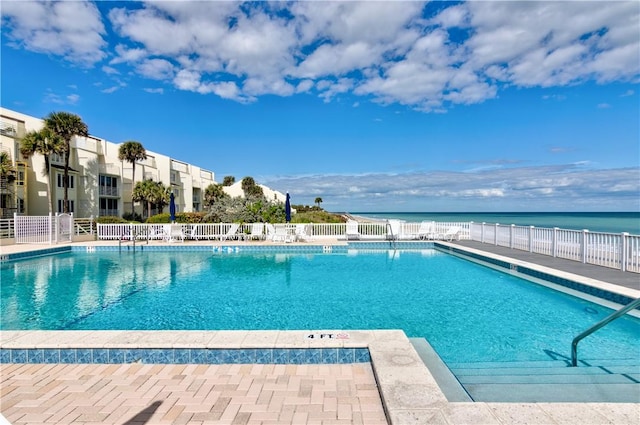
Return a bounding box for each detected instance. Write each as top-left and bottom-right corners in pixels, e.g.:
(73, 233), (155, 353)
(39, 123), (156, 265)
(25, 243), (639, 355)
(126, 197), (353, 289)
(1, 363), (387, 425)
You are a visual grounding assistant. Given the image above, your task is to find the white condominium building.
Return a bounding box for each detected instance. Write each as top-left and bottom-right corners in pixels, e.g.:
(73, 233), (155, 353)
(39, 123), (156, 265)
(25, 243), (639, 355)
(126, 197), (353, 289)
(0, 107), (217, 219)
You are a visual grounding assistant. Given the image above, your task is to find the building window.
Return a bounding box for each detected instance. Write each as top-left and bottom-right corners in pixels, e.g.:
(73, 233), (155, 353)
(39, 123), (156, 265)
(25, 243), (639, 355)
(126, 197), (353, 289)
(57, 174), (74, 188)
(99, 198), (119, 216)
(99, 175), (118, 196)
(50, 153), (65, 165)
(57, 200), (74, 213)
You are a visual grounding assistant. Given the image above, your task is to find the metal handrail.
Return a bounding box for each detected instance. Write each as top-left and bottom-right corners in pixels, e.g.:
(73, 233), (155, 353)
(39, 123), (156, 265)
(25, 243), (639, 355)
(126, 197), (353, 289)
(571, 297), (640, 366)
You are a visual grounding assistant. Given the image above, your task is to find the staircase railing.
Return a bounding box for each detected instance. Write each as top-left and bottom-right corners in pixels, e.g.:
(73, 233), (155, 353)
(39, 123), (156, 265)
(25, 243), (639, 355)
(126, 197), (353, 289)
(571, 297), (640, 366)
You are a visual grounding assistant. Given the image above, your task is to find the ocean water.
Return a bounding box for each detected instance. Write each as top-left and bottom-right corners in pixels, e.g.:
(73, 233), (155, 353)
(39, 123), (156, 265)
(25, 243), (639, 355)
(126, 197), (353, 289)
(351, 212), (640, 235)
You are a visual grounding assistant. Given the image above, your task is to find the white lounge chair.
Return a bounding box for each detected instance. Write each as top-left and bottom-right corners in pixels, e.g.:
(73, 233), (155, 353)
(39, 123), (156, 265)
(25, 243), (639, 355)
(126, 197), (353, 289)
(418, 221), (436, 240)
(268, 224), (293, 243)
(438, 226), (461, 241)
(163, 224), (185, 243)
(294, 224), (312, 242)
(220, 223), (241, 241)
(184, 224), (200, 240)
(247, 223), (265, 240)
(345, 220), (360, 240)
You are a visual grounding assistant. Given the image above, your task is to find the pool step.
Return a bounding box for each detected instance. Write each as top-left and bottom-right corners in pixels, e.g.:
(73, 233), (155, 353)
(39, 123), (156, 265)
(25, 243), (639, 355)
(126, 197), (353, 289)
(449, 359), (640, 403)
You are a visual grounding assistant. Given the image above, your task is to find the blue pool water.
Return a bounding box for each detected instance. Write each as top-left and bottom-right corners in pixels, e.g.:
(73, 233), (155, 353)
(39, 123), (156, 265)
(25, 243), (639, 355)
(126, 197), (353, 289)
(2, 249), (638, 364)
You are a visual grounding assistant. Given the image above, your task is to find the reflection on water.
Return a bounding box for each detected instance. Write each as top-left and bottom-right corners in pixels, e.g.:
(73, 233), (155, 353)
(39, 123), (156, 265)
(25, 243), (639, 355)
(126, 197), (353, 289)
(2, 250), (638, 364)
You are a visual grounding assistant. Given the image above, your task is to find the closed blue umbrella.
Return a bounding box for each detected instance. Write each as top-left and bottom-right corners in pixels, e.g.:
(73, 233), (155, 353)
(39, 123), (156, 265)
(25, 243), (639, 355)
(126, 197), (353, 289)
(285, 192), (291, 223)
(169, 192), (176, 222)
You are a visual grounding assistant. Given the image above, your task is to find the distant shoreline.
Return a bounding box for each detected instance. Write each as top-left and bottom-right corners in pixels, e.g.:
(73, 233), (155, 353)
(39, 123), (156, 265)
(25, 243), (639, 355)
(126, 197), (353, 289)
(334, 211), (640, 234)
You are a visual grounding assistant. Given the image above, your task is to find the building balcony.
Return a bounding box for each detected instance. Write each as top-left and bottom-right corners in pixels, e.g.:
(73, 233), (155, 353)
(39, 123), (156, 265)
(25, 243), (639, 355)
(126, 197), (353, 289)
(99, 208), (119, 217)
(99, 186), (119, 197)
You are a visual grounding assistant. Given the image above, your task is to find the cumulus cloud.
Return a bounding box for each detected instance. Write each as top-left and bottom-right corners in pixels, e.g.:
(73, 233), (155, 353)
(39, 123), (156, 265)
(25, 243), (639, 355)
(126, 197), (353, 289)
(43, 89), (80, 105)
(143, 88), (164, 94)
(263, 165), (640, 211)
(2, 1), (638, 110)
(1, 1), (106, 65)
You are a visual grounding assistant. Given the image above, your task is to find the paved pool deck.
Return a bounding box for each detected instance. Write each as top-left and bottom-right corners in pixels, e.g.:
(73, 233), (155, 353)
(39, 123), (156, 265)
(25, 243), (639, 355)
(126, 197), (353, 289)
(1, 240), (639, 424)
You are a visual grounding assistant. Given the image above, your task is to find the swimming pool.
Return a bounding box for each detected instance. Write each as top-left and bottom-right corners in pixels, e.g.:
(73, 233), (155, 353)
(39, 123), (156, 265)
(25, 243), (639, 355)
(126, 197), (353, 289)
(2, 248), (638, 365)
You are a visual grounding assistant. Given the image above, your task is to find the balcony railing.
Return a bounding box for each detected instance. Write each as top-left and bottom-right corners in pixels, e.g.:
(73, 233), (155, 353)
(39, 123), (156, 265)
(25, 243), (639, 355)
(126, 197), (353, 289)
(99, 209), (119, 217)
(99, 186), (119, 197)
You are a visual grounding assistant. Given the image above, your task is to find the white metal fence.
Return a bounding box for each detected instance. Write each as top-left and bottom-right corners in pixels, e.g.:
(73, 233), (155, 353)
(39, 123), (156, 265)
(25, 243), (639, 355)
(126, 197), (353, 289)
(470, 222), (640, 273)
(8, 214), (94, 244)
(96, 221), (471, 242)
(4, 216), (638, 273)
(14, 213), (74, 244)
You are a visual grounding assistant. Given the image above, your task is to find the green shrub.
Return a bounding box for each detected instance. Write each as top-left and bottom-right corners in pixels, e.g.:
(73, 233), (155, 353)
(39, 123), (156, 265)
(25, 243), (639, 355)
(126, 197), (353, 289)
(95, 216), (129, 224)
(145, 213), (170, 223)
(292, 211), (344, 223)
(122, 212), (143, 222)
(146, 212), (207, 224)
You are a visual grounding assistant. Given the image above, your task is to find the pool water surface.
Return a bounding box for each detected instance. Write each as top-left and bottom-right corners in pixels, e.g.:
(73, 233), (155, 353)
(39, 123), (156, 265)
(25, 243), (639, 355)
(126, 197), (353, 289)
(2, 249), (638, 365)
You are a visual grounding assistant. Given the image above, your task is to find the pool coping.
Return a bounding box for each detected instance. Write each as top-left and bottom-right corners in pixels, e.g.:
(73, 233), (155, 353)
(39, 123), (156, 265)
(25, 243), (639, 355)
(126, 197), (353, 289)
(2, 241), (639, 424)
(2, 330), (638, 425)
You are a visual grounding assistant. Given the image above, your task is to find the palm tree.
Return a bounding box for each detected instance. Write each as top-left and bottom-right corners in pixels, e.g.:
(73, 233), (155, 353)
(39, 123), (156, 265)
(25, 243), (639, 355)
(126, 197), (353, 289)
(0, 151), (14, 180)
(222, 175), (235, 186)
(118, 141), (147, 214)
(204, 183), (226, 208)
(20, 128), (65, 214)
(132, 179), (156, 219)
(132, 179), (171, 219)
(315, 197), (323, 208)
(0, 152), (15, 211)
(44, 112), (88, 213)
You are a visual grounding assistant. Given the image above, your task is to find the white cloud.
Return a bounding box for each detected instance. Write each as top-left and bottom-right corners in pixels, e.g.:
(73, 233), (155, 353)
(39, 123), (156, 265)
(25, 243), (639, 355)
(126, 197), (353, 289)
(263, 165), (640, 211)
(2, 1), (638, 110)
(101, 80), (127, 94)
(143, 88), (164, 94)
(136, 59), (175, 80)
(43, 89), (79, 105)
(102, 66), (119, 76)
(1, 1), (106, 65)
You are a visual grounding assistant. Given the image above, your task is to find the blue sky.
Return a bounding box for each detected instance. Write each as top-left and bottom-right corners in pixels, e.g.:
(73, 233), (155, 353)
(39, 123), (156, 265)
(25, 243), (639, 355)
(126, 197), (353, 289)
(2, 1), (639, 212)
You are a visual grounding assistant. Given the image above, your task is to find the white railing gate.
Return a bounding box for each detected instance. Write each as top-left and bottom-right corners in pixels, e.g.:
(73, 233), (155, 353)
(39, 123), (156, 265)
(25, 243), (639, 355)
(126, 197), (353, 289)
(14, 213), (74, 244)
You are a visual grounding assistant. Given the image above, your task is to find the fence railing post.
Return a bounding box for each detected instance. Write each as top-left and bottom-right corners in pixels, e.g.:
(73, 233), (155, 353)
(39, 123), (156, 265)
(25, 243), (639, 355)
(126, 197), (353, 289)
(581, 229), (588, 264)
(552, 227), (559, 258)
(494, 223), (498, 245)
(510, 224), (515, 249)
(48, 213), (52, 245)
(621, 232), (628, 272)
(481, 222), (486, 243)
(529, 226), (534, 252)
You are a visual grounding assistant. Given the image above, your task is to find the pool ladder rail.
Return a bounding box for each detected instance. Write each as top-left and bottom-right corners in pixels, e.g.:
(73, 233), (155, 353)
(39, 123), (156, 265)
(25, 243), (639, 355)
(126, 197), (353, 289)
(386, 220), (399, 249)
(571, 297), (640, 366)
(118, 229), (145, 252)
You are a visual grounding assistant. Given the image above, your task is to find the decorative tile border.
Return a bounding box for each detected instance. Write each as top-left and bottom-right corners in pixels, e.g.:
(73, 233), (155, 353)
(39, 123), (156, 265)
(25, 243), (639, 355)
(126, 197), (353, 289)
(439, 244), (636, 306)
(1, 246), (71, 262)
(0, 347), (370, 365)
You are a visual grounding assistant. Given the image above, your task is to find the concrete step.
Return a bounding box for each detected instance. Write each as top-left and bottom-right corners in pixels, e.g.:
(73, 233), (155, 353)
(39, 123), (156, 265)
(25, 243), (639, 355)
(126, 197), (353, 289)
(463, 382), (640, 403)
(456, 371), (639, 385)
(448, 358), (640, 369)
(448, 360), (640, 402)
(410, 340), (640, 403)
(453, 365), (640, 377)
